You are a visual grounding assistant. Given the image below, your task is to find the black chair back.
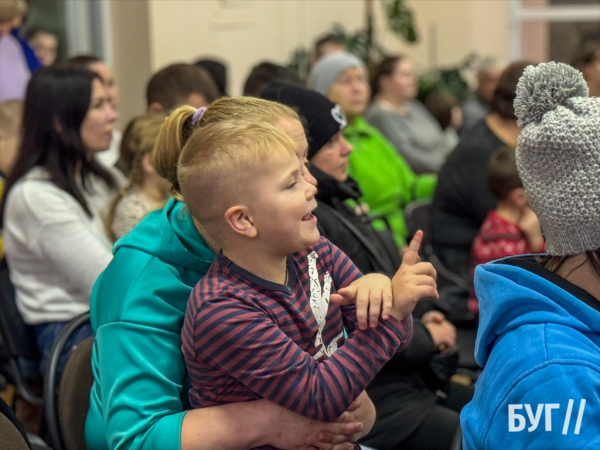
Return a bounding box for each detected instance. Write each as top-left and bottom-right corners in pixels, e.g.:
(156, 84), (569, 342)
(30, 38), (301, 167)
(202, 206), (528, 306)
(0, 395), (31, 450)
(44, 313), (91, 450)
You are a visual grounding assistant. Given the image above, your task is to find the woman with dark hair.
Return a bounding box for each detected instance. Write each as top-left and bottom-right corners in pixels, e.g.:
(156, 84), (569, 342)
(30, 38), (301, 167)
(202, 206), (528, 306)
(1, 64), (120, 372)
(366, 56), (456, 174)
(430, 61), (530, 282)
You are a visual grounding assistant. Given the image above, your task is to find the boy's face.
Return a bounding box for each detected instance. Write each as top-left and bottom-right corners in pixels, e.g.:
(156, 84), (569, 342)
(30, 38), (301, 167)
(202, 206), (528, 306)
(247, 148), (320, 256)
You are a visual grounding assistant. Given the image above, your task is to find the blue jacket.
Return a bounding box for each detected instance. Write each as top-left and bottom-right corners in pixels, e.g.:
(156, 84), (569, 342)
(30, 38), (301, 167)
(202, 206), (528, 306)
(461, 256), (600, 450)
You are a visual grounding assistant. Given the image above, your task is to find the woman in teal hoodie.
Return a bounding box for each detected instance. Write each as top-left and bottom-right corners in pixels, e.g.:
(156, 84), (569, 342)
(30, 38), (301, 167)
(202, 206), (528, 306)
(461, 63), (600, 449)
(85, 98), (371, 450)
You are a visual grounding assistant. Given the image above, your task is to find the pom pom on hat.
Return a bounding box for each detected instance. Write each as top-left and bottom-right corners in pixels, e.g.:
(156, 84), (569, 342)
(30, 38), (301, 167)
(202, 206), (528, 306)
(514, 62), (589, 127)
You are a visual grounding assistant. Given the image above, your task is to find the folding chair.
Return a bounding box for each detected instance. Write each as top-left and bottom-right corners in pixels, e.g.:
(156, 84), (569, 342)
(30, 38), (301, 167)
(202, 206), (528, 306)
(44, 314), (92, 450)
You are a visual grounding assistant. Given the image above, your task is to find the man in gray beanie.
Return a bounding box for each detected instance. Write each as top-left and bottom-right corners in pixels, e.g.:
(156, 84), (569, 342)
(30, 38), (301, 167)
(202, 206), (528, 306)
(461, 62), (600, 449)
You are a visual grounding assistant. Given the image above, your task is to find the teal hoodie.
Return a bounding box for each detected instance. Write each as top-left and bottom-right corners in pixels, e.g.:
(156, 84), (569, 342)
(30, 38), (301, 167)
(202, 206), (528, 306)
(85, 198), (215, 450)
(461, 256), (600, 450)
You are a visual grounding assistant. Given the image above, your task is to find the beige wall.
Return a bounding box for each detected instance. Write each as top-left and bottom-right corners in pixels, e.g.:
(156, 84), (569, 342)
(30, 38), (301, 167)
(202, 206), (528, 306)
(110, 0), (152, 130)
(110, 0), (511, 127)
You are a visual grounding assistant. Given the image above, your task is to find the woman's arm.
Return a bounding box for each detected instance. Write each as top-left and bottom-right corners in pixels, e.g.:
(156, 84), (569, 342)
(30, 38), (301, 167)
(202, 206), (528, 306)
(181, 399), (365, 450)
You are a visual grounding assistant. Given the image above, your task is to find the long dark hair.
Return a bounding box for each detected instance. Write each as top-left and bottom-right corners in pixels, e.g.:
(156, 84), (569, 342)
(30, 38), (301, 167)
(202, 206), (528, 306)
(0, 64), (116, 225)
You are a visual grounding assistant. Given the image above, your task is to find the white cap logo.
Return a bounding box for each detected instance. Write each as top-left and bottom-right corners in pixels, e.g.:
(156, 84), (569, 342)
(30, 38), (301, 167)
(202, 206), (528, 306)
(331, 104), (347, 129)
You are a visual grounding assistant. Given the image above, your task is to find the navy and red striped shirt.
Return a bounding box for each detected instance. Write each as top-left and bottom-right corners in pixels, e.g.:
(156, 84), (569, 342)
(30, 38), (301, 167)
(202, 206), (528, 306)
(182, 237), (412, 447)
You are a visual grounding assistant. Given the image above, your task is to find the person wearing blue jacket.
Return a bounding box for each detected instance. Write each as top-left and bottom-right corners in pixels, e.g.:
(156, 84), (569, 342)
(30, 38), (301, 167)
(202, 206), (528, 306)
(85, 97), (377, 450)
(461, 62), (600, 449)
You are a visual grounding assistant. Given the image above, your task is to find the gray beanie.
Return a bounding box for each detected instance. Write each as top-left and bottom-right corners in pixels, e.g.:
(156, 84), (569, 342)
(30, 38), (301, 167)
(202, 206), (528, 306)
(309, 53), (366, 96)
(514, 62), (600, 256)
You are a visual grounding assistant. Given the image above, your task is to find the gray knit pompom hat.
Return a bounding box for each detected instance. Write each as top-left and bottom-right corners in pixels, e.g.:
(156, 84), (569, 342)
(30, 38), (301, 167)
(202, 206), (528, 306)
(514, 62), (600, 256)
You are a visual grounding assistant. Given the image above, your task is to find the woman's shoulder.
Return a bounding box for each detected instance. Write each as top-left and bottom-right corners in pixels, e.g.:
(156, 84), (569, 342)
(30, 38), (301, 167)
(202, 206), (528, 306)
(6, 168), (80, 219)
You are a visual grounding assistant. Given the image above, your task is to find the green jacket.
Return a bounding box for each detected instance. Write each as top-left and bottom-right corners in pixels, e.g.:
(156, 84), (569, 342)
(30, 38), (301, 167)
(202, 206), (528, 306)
(344, 116), (437, 247)
(85, 198), (215, 450)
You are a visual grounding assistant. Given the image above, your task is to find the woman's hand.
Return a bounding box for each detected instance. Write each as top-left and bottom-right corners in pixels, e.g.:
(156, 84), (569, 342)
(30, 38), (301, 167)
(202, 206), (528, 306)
(259, 399), (363, 450)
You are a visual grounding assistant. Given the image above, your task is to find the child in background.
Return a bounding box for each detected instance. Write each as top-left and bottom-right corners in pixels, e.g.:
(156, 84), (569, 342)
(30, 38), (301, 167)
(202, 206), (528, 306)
(180, 119), (438, 449)
(469, 146), (544, 312)
(107, 113), (170, 240)
(0, 100), (22, 255)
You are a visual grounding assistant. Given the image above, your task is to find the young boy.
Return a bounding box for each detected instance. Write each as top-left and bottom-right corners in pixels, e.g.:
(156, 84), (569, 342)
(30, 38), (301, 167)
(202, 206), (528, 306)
(469, 146), (545, 312)
(179, 119), (437, 449)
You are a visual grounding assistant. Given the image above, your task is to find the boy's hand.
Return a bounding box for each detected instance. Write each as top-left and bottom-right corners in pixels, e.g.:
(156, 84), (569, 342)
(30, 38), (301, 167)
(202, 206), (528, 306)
(330, 273), (393, 330)
(390, 231), (438, 322)
(518, 207), (545, 251)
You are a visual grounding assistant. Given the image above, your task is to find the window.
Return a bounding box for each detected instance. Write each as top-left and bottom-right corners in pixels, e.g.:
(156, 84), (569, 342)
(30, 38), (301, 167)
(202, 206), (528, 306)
(510, 0), (600, 64)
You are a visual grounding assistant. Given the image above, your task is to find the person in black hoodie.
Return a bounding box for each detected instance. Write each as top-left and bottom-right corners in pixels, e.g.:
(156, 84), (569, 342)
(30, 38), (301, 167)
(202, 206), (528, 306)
(262, 82), (473, 450)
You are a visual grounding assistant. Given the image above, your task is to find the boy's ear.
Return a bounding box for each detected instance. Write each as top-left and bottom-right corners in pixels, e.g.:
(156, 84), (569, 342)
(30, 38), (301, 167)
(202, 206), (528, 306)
(224, 205), (257, 238)
(508, 187), (528, 208)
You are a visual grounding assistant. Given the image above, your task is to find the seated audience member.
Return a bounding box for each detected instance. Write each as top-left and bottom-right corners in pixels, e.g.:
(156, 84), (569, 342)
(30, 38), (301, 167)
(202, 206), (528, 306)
(430, 62), (529, 280)
(462, 62), (600, 450)
(147, 63), (220, 113)
(0, 100), (22, 256)
(108, 113), (170, 241)
(68, 55), (122, 169)
(179, 118), (432, 444)
(243, 61), (305, 97)
(0, 0), (30, 102)
(262, 82), (472, 450)
(310, 52), (437, 249)
(460, 63), (502, 134)
(312, 34), (348, 65)
(572, 42), (600, 97)
(195, 58), (228, 97)
(87, 97), (381, 450)
(26, 27), (58, 66)
(1, 65), (120, 374)
(366, 56), (456, 174)
(468, 146), (544, 313)
(424, 90), (463, 149)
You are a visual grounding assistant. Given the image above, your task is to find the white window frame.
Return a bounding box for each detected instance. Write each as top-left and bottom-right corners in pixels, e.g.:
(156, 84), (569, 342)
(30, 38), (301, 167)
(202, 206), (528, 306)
(510, 1), (600, 60)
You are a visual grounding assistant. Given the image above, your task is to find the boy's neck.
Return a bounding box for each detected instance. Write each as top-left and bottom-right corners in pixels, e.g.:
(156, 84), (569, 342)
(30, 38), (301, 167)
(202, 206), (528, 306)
(495, 201), (521, 224)
(556, 255), (600, 302)
(222, 245), (288, 285)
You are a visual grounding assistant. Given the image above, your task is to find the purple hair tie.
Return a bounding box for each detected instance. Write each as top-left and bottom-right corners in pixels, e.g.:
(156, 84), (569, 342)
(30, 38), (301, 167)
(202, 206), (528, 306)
(191, 106), (207, 125)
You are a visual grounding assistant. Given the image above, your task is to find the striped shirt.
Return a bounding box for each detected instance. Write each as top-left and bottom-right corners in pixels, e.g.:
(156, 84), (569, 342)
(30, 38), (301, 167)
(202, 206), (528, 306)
(182, 238), (412, 447)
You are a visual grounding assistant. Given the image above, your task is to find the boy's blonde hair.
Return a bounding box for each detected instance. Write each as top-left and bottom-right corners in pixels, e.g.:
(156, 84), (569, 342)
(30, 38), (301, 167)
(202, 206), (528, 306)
(178, 120), (296, 243)
(0, 0), (27, 21)
(0, 100), (23, 136)
(152, 97), (299, 195)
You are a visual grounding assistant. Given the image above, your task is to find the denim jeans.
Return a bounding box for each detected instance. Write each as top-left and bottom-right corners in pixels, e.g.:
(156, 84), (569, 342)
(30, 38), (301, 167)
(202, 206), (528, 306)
(34, 321), (93, 378)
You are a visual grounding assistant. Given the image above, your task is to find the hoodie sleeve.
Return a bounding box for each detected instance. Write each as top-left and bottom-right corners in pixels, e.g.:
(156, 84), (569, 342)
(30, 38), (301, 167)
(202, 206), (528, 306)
(94, 321), (187, 450)
(462, 363), (600, 450)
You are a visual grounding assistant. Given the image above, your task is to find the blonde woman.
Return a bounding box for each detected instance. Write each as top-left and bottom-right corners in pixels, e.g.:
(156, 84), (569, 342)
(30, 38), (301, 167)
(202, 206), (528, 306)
(87, 97), (376, 450)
